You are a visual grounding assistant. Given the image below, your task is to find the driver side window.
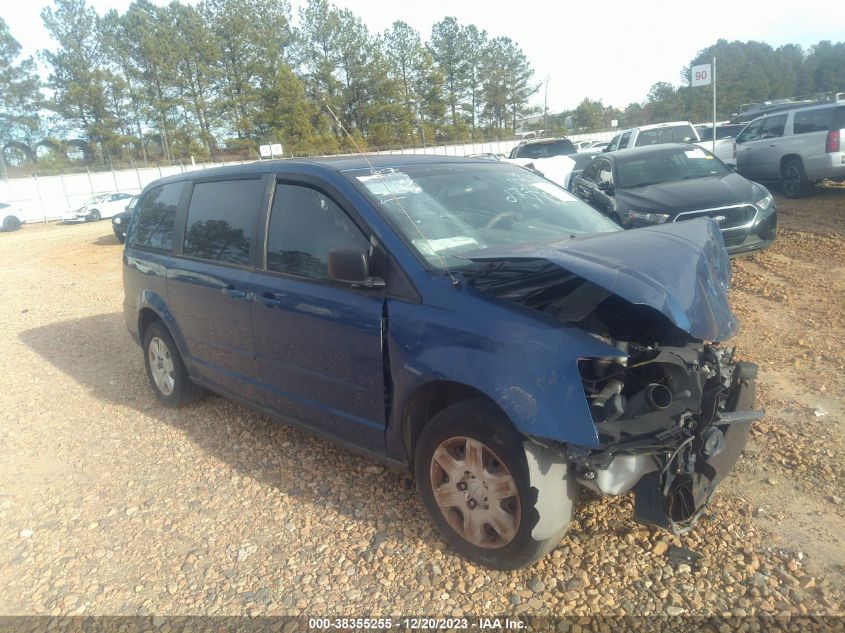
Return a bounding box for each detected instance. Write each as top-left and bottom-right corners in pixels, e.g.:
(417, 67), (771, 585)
(265, 183), (369, 280)
(596, 159), (613, 185)
(581, 161), (600, 182)
(736, 119), (764, 143)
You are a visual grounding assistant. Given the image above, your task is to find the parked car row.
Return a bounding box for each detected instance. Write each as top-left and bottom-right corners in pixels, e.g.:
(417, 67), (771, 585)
(1, 192), (139, 233)
(599, 95), (844, 198)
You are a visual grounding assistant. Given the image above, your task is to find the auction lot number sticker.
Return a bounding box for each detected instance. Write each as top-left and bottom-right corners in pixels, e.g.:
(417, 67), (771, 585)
(309, 617), (526, 630)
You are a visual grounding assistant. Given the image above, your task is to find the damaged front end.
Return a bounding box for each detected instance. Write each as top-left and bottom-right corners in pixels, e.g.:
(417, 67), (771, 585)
(462, 218), (762, 534)
(572, 338), (761, 533)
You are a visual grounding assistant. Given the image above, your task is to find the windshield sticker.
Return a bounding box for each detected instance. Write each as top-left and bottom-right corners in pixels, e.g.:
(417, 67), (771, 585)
(684, 149), (707, 159)
(412, 236), (478, 256)
(357, 171), (422, 196)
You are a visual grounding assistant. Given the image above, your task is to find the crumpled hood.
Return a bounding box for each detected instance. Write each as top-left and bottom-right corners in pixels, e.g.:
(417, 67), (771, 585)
(460, 217), (738, 342)
(618, 173), (759, 213)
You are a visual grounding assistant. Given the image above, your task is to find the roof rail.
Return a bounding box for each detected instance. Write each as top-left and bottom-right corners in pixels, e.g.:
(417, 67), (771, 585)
(730, 92), (843, 124)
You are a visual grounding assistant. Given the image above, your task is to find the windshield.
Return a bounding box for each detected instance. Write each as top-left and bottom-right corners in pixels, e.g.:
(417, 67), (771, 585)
(348, 163), (619, 268)
(616, 147), (729, 189)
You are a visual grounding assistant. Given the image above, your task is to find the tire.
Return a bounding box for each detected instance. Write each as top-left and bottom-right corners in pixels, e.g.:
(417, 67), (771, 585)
(142, 321), (203, 407)
(415, 398), (573, 569)
(87, 209), (101, 222)
(781, 159), (809, 199)
(2, 216), (21, 232)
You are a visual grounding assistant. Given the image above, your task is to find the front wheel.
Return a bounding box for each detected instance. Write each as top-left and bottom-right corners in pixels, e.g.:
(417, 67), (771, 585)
(87, 209), (101, 222)
(415, 398), (574, 569)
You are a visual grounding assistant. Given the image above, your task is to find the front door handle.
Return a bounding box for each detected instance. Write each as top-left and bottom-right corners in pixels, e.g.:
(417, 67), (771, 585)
(222, 284), (247, 300)
(260, 291), (283, 308)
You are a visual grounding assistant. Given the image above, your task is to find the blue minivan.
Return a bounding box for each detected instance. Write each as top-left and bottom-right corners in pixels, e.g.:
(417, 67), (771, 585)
(123, 155), (760, 569)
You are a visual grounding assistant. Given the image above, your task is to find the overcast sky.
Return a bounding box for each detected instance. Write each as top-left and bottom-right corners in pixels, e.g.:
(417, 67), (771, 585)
(2, 0), (840, 111)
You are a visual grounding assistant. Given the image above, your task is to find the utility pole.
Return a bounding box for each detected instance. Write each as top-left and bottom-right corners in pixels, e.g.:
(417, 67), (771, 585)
(712, 56), (717, 154)
(543, 75), (550, 137)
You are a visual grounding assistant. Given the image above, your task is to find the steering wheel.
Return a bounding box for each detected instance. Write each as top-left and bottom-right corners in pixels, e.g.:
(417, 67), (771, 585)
(485, 210), (523, 229)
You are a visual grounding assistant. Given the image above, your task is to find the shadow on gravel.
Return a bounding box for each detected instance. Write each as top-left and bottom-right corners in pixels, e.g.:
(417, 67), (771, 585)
(92, 233), (121, 246)
(19, 312), (432, 554)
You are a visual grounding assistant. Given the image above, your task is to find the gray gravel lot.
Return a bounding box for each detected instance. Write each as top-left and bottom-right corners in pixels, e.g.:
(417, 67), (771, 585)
(1, 205), (843, 618)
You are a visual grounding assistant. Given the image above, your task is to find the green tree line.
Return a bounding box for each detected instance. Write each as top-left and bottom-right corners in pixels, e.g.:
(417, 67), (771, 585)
(0, 0), (538, 168)
(537, 39), (844, 136)
(2, 2), (843, 171)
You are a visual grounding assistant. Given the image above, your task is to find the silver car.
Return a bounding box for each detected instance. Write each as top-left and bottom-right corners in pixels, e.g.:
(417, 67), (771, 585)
(734, 96), (845, 198)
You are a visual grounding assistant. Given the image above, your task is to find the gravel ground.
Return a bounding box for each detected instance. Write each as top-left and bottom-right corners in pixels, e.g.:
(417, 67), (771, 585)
(0, 192), (844, 618)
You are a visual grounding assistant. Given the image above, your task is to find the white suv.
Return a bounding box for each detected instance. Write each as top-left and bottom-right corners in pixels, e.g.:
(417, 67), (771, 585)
(734, 97), (845, 198)
(605, 121), (700, 152)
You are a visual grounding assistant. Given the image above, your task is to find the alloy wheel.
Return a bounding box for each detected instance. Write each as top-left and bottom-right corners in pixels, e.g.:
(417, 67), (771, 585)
(429, 436), (521, 549)
(148, 336), (175, 396)
(782, 165), (800, 197)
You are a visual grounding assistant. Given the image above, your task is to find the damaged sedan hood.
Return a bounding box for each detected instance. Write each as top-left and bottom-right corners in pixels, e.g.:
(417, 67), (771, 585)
(461, 217), (738, 342)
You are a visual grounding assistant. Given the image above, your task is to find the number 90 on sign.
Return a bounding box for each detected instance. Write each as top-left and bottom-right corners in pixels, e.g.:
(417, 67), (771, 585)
(691, 63), (712, 87)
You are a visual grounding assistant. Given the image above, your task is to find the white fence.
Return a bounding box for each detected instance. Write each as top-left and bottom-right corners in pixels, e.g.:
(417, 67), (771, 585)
(0, 130), (618, 221)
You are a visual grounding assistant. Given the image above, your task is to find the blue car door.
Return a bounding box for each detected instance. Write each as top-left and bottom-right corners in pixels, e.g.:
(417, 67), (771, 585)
(166, 176), (266, 398)
(249, 179), (386, 452)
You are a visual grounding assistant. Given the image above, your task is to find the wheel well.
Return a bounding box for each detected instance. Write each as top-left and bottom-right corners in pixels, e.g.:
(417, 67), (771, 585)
(138, 308), (162, 341)
(401, 381), (499, 466)
(780, 154), (802, 171)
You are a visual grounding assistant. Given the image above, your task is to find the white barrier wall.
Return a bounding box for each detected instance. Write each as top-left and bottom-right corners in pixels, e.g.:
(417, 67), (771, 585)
(0, 130), (618, 221)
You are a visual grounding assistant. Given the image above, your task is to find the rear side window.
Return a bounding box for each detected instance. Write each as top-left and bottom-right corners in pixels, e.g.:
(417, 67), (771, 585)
(832, 107), (845, 130)
(636, 128), (670, 146)
(635, 126), (695, 146)
(671, 125), (695, 142)
(266, 184), (369, 280)
(793, 108), (833, 134)
(183, 179), (264, 266)
(130, 183), (182, 252)
(515, 140), (576, 159)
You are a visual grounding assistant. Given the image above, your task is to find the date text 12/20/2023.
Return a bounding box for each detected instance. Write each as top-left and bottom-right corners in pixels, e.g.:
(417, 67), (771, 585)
(308, 617), (526, 630)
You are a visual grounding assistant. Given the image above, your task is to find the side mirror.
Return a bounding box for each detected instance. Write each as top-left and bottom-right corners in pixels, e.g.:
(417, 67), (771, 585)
(597, 180), (613, 194)
(728, 163), (738, 172)
(327, 247), (384, 288)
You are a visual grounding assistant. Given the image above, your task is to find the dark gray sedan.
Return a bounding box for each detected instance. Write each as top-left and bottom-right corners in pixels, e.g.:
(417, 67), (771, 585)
(570, 143), (777, 254)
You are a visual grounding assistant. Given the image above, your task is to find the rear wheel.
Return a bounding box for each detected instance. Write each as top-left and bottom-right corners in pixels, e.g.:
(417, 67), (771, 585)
(781, 159), (809, 198)
(2, 215), (21, 232)
(415, 398), (573, 569)
(142, 321), (203, 406)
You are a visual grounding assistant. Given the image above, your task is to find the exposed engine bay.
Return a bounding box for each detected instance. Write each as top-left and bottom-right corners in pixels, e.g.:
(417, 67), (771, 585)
(468, 259), (763, 533)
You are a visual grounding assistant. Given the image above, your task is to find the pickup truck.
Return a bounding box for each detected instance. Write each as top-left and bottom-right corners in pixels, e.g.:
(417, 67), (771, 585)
(694, 124), (745, 167)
